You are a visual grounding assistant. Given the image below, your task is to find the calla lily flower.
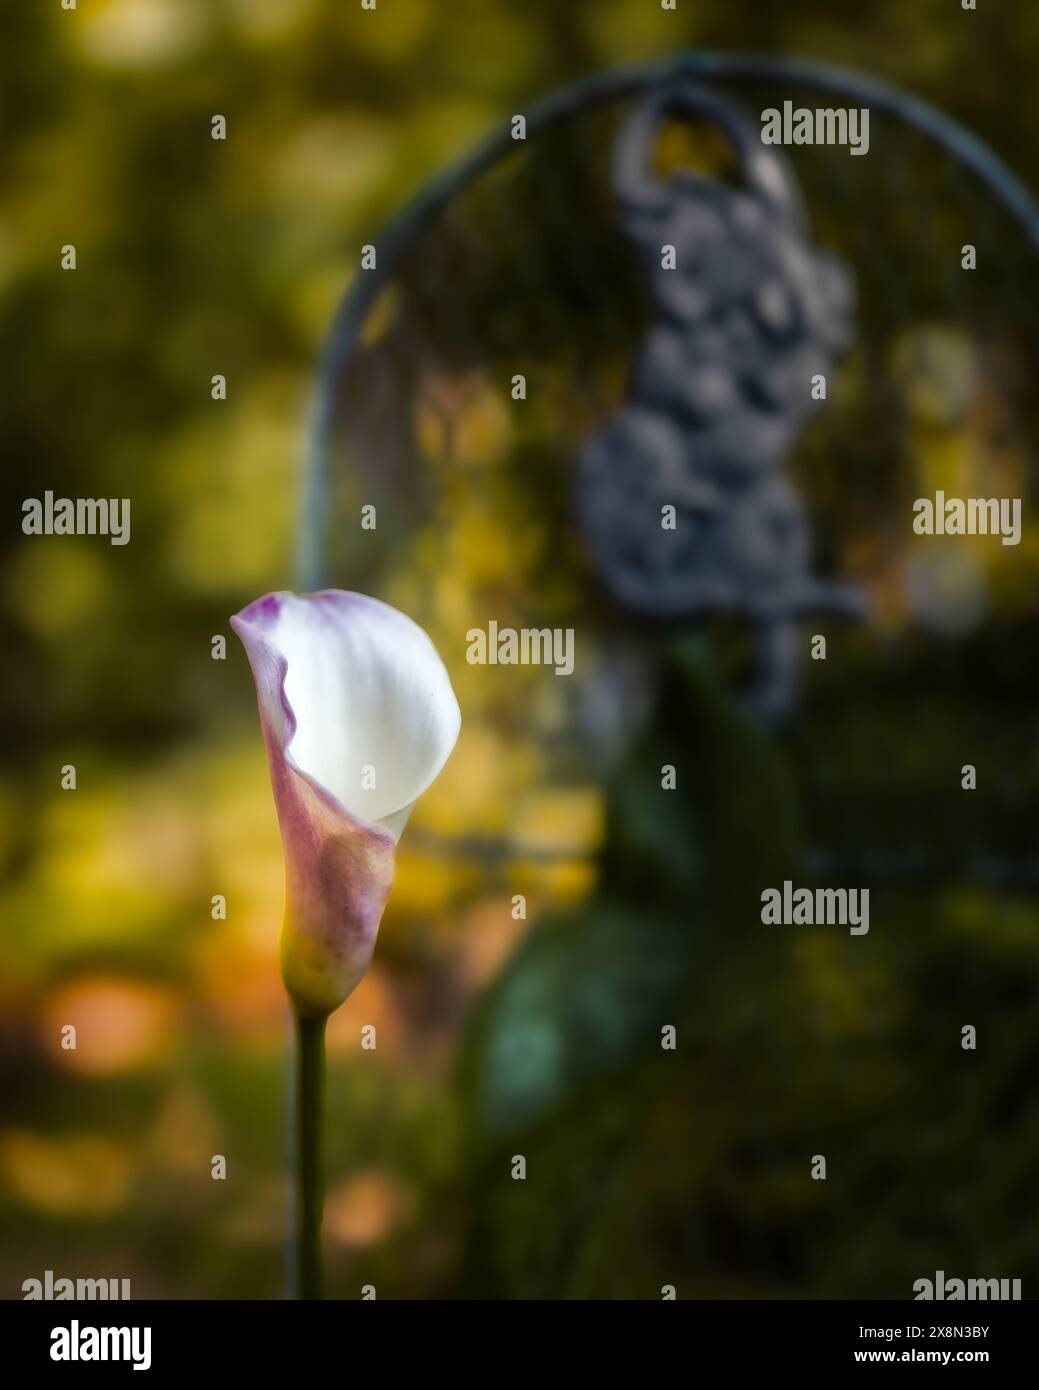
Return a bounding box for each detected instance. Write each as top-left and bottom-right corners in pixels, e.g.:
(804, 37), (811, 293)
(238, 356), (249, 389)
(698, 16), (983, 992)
(231, 590), (461, 1019)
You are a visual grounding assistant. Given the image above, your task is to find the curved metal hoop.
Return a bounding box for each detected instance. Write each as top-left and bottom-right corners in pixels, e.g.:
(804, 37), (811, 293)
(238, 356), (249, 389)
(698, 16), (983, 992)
(612, 80), (806, 224)
(298, 51), (1039, 591)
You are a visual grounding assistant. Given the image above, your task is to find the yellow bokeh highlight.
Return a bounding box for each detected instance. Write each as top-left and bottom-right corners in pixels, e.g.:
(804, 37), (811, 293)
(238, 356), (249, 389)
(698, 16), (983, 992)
(509, 786), (603, 859)
(338, 0), (434, 62)
(509, 855), (598, 907)
(359, 284), (401, 347)
(73, 0), (210, 70)
(229, 0), (316, 45)
(390, 848), (469, 918)
(160, 372), (301, 594)
(273, 115), (393, 213)
(5, 540), (108, 638)
(0, 1131), (133, 1216)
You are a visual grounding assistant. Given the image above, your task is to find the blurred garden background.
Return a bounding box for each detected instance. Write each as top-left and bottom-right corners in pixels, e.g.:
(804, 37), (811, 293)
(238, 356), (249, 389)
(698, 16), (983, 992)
(3, 0), (1039, 1299)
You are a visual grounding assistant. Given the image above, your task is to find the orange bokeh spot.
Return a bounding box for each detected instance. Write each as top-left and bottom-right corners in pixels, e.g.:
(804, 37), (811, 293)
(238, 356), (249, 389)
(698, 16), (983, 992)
(324, 1170), (411, 1248)
(41, 975), (176, 1075)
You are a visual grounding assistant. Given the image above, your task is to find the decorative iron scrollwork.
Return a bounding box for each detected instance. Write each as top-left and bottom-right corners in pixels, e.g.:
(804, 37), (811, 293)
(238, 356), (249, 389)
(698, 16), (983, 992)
(576, 81), (865, 719)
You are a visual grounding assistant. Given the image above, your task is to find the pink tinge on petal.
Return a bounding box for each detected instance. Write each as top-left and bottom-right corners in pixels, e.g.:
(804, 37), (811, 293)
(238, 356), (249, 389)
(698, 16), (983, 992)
(231, 594), (398, 1017)
(275, 759), (396, 1019)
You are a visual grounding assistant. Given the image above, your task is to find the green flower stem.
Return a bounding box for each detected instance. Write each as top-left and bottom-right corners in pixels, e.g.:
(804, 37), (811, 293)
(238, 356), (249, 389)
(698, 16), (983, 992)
(294, 1011), (327, 1300)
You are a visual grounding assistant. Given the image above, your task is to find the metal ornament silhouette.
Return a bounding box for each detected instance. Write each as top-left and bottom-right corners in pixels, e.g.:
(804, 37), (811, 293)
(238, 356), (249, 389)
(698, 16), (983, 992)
(301, 56), (1039, 722)
(576, 83), (865, 720)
